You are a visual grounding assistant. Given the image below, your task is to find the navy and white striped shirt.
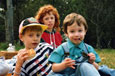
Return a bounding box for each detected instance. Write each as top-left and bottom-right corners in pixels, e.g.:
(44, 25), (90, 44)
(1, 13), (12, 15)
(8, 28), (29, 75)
(13, 43), (53, 76)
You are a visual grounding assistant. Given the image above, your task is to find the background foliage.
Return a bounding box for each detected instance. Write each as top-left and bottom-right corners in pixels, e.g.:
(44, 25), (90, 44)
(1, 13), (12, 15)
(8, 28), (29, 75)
(0, 0), (115, 49)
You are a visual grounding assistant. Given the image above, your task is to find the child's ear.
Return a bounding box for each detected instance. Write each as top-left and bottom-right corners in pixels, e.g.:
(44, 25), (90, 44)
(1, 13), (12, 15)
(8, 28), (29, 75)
(19, 34), (24, 42)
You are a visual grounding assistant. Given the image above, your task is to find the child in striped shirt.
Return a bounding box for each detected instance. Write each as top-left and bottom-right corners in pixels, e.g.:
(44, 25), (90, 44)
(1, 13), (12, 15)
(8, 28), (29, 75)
(13, 17), (53, 76)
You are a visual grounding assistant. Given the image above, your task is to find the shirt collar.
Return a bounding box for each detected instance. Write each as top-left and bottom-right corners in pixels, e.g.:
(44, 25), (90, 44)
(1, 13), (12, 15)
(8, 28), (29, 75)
(44, 29), (56, 34)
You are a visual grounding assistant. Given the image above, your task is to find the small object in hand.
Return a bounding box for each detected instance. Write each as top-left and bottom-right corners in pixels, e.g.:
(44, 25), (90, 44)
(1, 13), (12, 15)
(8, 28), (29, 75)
(82, 52), (88, 57)
(27, 49), (36, 60)
(75, 52), (89, 65)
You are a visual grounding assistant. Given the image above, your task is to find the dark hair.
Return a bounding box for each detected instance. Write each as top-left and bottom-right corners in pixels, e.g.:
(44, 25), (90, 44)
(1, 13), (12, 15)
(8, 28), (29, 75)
(63, 13), (88, 33)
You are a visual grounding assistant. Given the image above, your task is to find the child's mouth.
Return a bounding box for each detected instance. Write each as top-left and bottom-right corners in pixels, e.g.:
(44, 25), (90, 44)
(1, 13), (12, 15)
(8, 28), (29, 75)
(32, 43), (38, 46)
(78, 38), (81, 40)
(74, 38), (81, 41)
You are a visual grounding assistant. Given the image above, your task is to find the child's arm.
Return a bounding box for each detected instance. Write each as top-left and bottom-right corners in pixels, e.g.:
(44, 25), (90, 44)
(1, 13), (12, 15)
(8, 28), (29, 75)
(88, 53), (99, 69)
(13, 49), (28, 76)
(52, 58), (75, 72)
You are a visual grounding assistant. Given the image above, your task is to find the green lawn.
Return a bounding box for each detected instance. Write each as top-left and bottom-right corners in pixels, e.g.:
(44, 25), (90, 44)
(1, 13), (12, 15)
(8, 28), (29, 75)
(96, 49), (115, 69)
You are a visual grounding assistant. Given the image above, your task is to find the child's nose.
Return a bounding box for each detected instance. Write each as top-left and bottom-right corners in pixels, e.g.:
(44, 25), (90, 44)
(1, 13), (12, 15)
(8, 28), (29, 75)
(34, 36), (38, 40)
(75, 32), (79, 36)
(49, 18), (52, 22)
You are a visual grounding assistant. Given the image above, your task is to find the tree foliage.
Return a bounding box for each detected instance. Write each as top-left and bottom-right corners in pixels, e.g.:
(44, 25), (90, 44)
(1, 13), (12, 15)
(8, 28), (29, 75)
(0, 0), (115, 49)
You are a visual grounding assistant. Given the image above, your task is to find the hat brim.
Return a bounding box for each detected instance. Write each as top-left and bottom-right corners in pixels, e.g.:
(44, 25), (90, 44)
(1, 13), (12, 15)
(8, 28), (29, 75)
(20, 23), (48, 34)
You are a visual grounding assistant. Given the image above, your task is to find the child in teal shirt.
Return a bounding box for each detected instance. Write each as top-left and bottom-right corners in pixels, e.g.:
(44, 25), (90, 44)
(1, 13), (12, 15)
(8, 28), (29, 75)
(48, 13), (101, 76)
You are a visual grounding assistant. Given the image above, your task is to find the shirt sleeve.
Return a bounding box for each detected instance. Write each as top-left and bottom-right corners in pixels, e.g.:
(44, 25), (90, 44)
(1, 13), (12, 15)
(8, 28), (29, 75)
(88, 45), (101, 63)
(48, 45), (64, 63)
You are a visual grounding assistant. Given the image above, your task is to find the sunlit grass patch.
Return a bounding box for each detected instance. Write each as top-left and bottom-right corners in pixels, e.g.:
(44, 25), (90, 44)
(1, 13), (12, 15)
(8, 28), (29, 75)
(96, 49), (115, 69)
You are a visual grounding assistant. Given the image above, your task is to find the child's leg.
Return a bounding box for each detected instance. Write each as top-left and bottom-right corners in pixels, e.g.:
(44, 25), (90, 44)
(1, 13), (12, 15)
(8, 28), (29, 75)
(48, 72), (76, 76)
(99, 65), (115, 76)
(110, 69), (115, 76)
(75, 62), (100, 76)
(47, 72), (63, 76)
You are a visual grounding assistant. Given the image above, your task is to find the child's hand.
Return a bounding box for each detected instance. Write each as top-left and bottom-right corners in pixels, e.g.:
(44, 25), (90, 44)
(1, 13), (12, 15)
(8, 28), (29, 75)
(63, 58), (75, 69)
(16, 49), (29, 67)
(88, 53), (95, 64)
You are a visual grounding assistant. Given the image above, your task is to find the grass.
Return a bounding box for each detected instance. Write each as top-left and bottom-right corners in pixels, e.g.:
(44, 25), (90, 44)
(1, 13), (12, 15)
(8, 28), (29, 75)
(96, 49), (115, 69)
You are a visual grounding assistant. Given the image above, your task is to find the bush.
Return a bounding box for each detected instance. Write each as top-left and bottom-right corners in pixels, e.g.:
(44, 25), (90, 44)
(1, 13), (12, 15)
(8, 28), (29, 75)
(0, 42), (8, 51)
(14, 40), (24, 51)
(0, 41), (24, 51)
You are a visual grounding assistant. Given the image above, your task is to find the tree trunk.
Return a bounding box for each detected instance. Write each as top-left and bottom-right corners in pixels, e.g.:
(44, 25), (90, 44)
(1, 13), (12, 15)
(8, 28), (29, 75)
(96, 24), (101, 49)
(5, 0), (14, 43)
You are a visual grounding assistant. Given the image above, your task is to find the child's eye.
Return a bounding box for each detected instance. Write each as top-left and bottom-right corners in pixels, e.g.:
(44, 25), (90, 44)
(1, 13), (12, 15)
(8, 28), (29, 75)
(29, 34), (33, 37)
(51, 17), (54, 20)
(70, 30), (74, 33)
(37, 34), (40, 37)
(78, 30), (82, 32)
(45, 17), (48, 20)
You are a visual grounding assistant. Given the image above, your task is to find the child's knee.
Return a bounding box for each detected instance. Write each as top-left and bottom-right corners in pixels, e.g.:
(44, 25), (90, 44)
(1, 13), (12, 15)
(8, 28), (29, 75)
(80, 62), (92, 69)
(76, 63), (100, 76)
(79, 62), (96, 72)
(80, 63), (99, 72)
